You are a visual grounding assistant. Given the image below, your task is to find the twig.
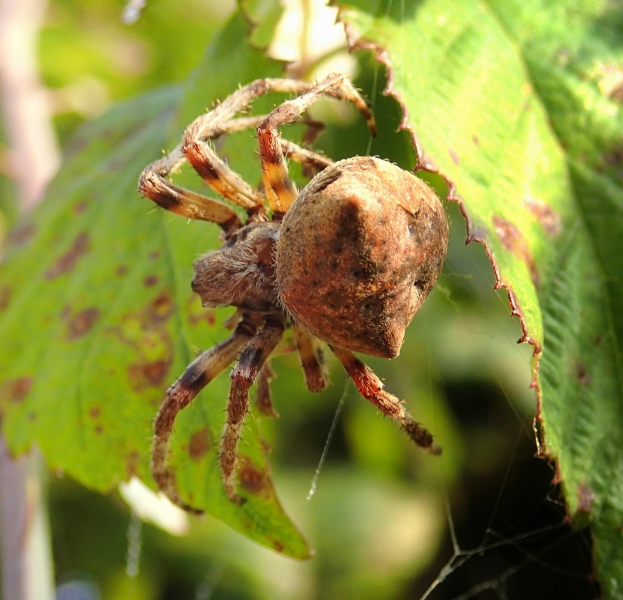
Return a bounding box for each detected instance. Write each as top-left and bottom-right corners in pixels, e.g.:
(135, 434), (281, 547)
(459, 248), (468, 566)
(0, 0), (59, 598)
(0, 438), (27, 600)
(0, 0), (59, 210)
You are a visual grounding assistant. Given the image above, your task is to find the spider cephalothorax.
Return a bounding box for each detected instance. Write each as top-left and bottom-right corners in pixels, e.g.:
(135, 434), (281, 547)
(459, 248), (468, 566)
(139, 74), (448, 508)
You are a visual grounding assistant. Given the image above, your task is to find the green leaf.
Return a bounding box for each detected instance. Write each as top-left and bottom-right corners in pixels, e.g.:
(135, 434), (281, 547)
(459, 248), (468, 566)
(0, 10), (310, 559)
(339, 0), (623, 591)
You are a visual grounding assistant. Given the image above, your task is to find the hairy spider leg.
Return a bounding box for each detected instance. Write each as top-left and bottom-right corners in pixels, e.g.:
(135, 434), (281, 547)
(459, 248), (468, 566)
(293, 323), (328, 392)
(221, 317), (285, 503)
(183, 121), (337, 216)
(140, 72), (370, 226)
(139, 113), (279, 232)
(257, 73), (376, 214)
(330, 346), (441, 455)
(138, 115), (275, 232)
(279, 139), (333, 179)
(141, 74), (369, 217)
(140, 116), (331, 232)
(139, 145), (243, 235)
(180, 79), (330, 215)
(151, 314), (261, 514)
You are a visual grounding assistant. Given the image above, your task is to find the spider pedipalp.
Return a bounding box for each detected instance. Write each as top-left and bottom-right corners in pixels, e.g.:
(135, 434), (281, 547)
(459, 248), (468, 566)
(140, 73), (448, 507)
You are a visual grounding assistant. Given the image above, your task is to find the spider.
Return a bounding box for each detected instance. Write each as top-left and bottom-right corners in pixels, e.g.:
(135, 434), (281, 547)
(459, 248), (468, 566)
(139, 73), (449, 508)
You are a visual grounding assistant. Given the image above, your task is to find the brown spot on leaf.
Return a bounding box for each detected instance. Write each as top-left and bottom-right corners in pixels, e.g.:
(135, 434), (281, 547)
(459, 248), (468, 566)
(239, 459), (270, 498)
(45, 232), (91, 280)
(603, 144), (623, 167)
(1, 377), (33, 404)
(187, 294), (216, 327)
(576, 363), (591, 386)
(551, 461), (563, 485)
(111, 293), (175, 393)
(116, 265), (128, 277)
(94, 424), (103, 435)
(148, 291), (174, 324)
(7, 223), (36, 247)
(472, 135), (480, 146)
(448, 148), (460, 165)
(493, 216), (539, 287)
(576, 482), (595, 514)
(88, 406), (101, 419)
(0, 285), (11, 312)
(188, 427), (211, 460)
(143, 275), (159, 287)
(273, 540), (284, 553)
(602, 144), (623, 180)
(72, 201), (88, 216)
(66, 307), (100, 340)
(127, 359), (170, 392)
(525, 197), (561, 237)
(126, 450), (140, 478)
(149, 250), (161, 260)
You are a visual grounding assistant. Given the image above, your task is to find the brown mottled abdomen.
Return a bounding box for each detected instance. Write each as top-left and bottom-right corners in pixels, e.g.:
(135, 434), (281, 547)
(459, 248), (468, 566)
(277, 156), (448, 358)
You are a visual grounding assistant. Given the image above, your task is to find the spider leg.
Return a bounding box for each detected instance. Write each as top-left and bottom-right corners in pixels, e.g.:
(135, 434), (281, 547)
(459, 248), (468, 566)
(142, 76), (370, 220)
(181, 132), (265, 212)
(221, 316), (285, 502)
(293, 323), (328, 392)
(139, 113), (278, 227)
(140, 115), (313, 229)
(280, 139), (332, 173)
(184, 117), (332, 196)
(140, 117), (329, 226)
(184, 74), (372, 214)
(151, 313), (260, 514)
(180, 80), (326, 213)
(330, 345), (441, 455)
(139, 146), (242, 235)
(257, 73), (376, 213)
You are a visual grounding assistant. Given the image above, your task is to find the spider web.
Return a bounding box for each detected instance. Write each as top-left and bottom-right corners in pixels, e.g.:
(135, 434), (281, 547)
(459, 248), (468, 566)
(315, 278), (596, 599)
(342, 0), (600, 596)
(418, 392), (597, 600)
(306, 270), (597, 599)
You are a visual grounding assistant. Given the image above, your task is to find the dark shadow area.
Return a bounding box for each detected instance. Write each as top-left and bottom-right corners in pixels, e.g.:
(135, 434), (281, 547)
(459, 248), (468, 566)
(410, 379), (599, 600)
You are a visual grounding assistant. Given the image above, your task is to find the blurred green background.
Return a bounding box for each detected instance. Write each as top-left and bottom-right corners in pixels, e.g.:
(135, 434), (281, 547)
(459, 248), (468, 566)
(0, 0), (599, 598)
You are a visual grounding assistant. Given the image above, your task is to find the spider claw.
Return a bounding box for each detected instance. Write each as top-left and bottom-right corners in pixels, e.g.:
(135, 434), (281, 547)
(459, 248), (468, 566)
(429, 443), (442, 456)
(402, 419), (441, 455)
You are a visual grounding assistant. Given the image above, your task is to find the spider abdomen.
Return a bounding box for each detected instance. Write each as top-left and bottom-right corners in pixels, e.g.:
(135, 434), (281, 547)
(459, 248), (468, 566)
(276, 156), (448, 358)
